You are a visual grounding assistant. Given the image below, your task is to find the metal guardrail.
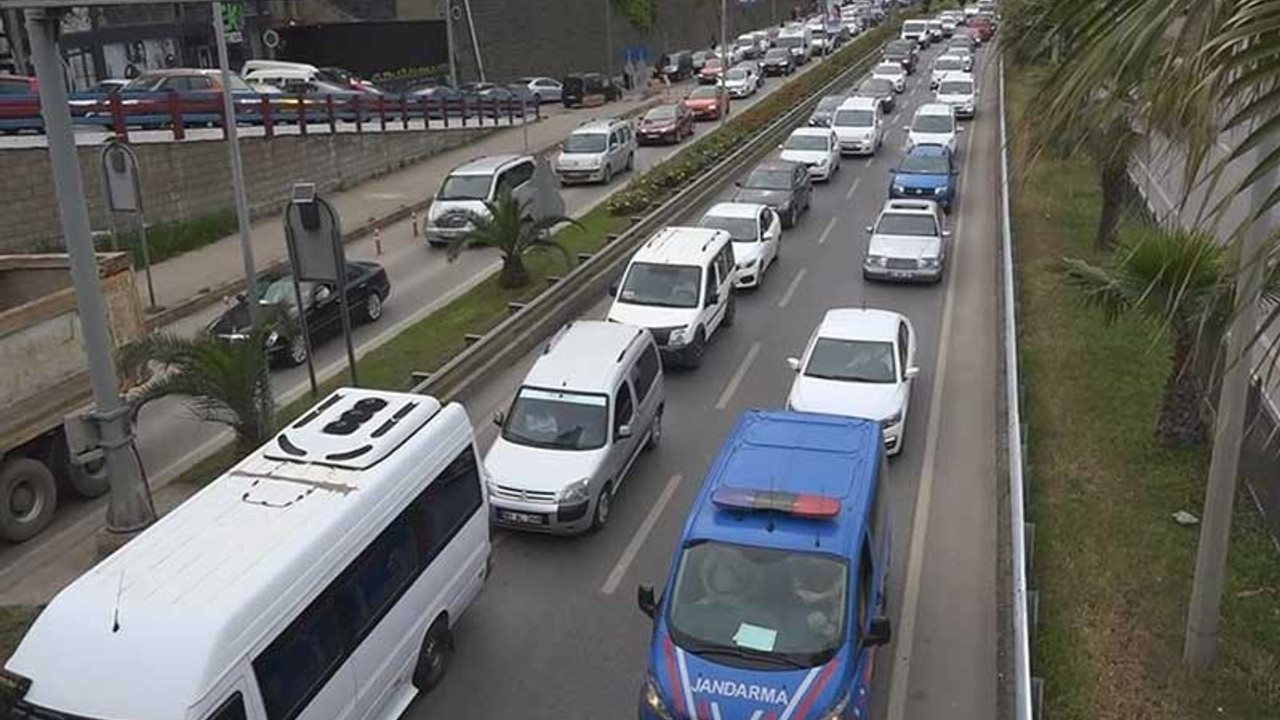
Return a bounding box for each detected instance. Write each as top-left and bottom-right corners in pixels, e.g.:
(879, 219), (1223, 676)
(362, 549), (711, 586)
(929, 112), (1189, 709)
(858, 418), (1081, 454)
(412, 38), (890, 402)
(999, 58), (1039, 720)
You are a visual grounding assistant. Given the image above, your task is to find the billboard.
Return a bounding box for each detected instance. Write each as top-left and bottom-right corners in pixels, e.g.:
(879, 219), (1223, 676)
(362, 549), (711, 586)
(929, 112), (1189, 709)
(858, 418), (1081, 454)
(278, 20), (449, 89)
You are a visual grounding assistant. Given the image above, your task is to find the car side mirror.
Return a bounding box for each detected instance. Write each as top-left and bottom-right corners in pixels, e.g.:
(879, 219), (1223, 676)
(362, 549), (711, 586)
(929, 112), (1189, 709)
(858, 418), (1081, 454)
(776, 143), (784, 150)
(637, 584), (657, 619)
(617, 423), (633, 439)
(956, 126), (965, 132)
(787, 357), (801, 372)
(608, 282), (618, 297)
(314, 286), (333, 303)
(865, 225), (874, 234)
(943, 229), (953, 237)
(492, 410), (505, 427)
(902, 125), (910, 131)
(734, 180), (743, 188)
(905, 366), (920, 380)
(864, 616), (892, 646)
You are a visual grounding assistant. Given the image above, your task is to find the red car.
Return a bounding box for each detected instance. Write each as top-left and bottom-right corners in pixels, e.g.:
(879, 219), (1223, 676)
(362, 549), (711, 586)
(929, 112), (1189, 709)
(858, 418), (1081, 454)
(684, 85), (730, 121)
(969, 16), (995, 42)
(638, 102), (695, 144)
(0, 74), (38, 95)
(698, 57), (725, 85)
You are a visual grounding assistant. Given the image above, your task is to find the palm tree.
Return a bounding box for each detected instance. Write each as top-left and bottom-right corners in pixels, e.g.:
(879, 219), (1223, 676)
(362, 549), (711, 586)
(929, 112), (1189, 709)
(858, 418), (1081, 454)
(445, 190), (578, 288)
(1061, 227), (1279, 446)
(119, 310), (286, 455)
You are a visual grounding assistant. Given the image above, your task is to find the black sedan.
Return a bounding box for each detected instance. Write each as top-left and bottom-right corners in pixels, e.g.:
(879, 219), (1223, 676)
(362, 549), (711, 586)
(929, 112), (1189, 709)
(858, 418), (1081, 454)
(761, 48), (795, 77)
(854, 77), (896, 113)
(208, 261), (391, 366)
(732, 160), (813, 228)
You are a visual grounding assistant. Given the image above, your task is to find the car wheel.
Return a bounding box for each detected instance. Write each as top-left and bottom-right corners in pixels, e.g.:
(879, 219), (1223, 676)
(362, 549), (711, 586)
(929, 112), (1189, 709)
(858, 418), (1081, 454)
(361, 292), (384, 323)
(287, 335), (308, 366)
(686, 330), (706, 369)
(603, 164), (613, 184)
(0, 458), (57, 543)
(645, 408), (663, 450)
(626, 152), (635, 171)
(722, 295), (736, 328)
(592, 482), (614, 530)
(412, 618), (453, 692)
(784, 205), (797, 228)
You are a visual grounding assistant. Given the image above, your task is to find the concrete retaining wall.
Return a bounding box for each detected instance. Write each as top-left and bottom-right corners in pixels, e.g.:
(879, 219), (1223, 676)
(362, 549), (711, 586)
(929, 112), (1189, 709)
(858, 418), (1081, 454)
(1, 125), (491, 253)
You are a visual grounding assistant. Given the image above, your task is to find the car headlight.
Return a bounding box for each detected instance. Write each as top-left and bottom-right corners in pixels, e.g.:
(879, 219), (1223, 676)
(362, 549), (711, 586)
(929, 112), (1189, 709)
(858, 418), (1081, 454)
(921, 256), (940, 268)
(669, 328), (690, 346)
(933, 186), (948, 196)
(737, 258), (759, 271)
(558, 478), (591, 504)
(892, 184), (906, 194)
(814, 691), (851, 720)
(641, 672), (674, 720)
(866, 254), (887, 267)
(884, 410), (904, 427)
(266, 330), (280, 346)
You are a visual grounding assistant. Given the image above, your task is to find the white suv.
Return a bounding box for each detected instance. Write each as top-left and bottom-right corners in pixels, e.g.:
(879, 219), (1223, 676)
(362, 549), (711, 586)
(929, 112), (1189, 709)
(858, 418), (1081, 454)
(831, 96), (883, 156)
(606, 227), (737, 368)
(905, 102), (960, 153)
(486, 321), (664, 534)
(863, 198), (950, 283)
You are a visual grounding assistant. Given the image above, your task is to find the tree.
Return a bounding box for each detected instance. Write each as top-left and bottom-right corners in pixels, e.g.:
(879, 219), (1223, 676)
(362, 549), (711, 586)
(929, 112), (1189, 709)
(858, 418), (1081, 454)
(118, 310), (287, 455)
(446, 190), (578, 288)
(1061, 227), (1279, 446)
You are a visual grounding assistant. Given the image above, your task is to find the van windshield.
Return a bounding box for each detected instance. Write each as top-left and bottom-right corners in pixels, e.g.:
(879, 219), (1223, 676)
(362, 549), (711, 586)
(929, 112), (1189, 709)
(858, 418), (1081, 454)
(903, 21), (927, 33)
(776, 36), (804, 49)
(833, 109), (874, 127)
(564, 133), (608, 154)
(438, 174), (492, 200)
(939, 80), (973, 95)
(619, 262), (702, 308)
(667, 541), (848, 669)
(502, 387), (608, 451)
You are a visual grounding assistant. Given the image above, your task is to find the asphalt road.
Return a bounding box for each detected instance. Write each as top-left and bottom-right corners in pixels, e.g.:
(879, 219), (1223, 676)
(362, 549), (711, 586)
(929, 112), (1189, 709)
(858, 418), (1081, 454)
(0, 40), (864, 586)
(396, 42), (1001, 720)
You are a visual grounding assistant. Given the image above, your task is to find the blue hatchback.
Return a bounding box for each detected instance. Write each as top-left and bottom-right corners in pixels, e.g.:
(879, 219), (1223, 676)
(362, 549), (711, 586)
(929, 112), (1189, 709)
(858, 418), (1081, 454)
(637, 410), (892, 720)
(888, 144), (957, 212)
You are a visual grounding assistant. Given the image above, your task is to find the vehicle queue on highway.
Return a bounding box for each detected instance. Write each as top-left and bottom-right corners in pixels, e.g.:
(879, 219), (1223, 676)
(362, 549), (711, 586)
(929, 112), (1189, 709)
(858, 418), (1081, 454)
(0, 3), (1002, 720)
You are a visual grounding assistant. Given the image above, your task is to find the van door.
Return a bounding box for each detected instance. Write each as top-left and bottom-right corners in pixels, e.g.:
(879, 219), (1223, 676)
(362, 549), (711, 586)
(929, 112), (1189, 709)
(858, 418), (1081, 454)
(628, 340), (664, 446)
(607, 130), (623, 172)
(501, 161), (537, 208)
(608, 379), (640, 489)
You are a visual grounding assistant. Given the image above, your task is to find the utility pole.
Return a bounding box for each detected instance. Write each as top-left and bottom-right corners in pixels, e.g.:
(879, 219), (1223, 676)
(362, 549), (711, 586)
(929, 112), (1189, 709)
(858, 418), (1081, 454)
(720, 0), (727, 125)
(212, 1), (259, 327)
(443, 0), (457, 87)
(1183, 138), (1276, 669)
(24, 8), (154, 537)
(460, 0), (485, 82)
(4, 8), (26, 73)
(604, 0), (613, 79)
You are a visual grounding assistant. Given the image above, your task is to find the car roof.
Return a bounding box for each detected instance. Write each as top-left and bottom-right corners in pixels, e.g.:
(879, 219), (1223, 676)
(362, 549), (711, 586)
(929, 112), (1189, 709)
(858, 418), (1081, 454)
(915, 102), (955, 116)
(815, 307), (904, 342)
(704, 202), (765, 219)
(838, 96), (879, 111)
(524, 321), (647, 391)
(682, 410), (882, 552)
(937, 71), (975, 85)
(451, 154), (529, 175)
(632, 226), (729, 266)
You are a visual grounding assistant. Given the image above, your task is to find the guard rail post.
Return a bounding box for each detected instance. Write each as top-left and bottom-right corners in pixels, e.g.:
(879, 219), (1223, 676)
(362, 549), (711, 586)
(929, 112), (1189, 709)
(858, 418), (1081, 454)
(401, 93), (410, 130)
(167, 90), (185, 141)
(378, 94), (387, 132)
(262, 95), (274, 139)
(298, 93), (308, 136)
(326, 94), (336, 134)
(354, 94), (363, 134)
(109, 92), (127, 142)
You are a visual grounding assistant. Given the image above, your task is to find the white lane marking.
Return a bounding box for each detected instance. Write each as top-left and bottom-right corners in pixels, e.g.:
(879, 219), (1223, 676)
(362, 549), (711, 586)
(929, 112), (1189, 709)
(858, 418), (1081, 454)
(600, 474), (684, 594)
(885, 66), (982, 720)
(819, 216), (839, 245)
(777, 267), (808, 309)
(845, 177), (863, 201)
(715, 342), (762, 410)
(865, 157), (875, 167)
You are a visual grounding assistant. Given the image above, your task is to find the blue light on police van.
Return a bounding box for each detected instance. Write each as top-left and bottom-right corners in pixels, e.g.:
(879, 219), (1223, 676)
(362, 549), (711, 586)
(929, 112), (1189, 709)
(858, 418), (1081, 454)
(710, 487), (841, 519)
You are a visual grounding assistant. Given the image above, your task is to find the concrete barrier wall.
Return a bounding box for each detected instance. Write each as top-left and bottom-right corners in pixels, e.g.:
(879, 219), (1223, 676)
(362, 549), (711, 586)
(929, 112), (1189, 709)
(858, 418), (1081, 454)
(1, 126), (491, 253)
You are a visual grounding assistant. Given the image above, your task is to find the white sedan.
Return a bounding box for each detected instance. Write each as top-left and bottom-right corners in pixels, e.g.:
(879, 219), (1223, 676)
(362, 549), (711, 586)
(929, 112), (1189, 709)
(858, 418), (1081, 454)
(786, 308), (919, 456)
(779, 127), (842, 182)
(698, 201), (782, 288)
(871, 62), (907, 93)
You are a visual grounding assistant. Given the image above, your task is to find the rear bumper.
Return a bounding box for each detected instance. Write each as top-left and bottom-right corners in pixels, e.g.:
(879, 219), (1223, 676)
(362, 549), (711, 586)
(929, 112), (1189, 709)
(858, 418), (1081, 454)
(863, 263), (943, 283)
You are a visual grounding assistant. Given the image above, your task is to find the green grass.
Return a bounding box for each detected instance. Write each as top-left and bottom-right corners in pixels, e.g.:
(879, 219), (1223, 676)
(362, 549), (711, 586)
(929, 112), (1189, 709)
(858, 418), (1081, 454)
(0, 606), (41, 665)
(94, 209), (239, 268)
(1009, 65), (1280, 720)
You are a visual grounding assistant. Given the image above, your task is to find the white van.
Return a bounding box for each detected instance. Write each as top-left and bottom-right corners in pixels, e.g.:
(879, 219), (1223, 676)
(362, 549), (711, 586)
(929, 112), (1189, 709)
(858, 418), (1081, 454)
(606, 226), (737, 368)
(553, 117), (636, 185)
(485, 321), (665, 534)
(775, 27), (812, 65)
(901, 19), (929, 45)
(831, 95), (883, 156)
(3, 388), (490, 720)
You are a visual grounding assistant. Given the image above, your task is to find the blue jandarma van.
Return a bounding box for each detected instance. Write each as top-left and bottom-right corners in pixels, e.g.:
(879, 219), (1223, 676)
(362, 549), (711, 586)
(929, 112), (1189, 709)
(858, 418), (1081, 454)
(637, 410), (892, 720)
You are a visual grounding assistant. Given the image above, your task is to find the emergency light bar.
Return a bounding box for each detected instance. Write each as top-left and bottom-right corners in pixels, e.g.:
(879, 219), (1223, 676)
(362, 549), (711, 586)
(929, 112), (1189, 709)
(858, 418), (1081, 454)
(711, 487), (841, 519)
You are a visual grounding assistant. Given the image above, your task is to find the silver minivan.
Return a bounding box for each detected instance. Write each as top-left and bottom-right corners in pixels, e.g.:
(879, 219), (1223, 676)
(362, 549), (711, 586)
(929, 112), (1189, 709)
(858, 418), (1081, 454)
(426, 154), (559, 247)
(484, 321), (665, 534)
(553, 117), (637, 184)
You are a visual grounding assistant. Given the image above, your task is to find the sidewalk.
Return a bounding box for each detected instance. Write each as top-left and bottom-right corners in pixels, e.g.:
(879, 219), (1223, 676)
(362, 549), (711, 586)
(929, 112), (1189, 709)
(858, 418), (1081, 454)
(142, 91), (665, 329)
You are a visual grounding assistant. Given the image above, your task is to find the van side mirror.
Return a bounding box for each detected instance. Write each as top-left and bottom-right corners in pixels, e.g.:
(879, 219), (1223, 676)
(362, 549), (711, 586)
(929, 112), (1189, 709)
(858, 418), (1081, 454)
(637, 584), (657, 619)
(492, 410), (506, 427)
(787, 357), (801, 372)
(617, 423), (633, 439)
(864, 616), (892, 646)
(706, 291), (720, 307)
(905, 366), (920, 380)
(608, 282), (619, 297)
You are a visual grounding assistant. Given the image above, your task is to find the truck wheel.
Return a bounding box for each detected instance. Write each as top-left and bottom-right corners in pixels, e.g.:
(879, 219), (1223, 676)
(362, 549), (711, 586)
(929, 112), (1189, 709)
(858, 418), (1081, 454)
(0, 458), (57, 543)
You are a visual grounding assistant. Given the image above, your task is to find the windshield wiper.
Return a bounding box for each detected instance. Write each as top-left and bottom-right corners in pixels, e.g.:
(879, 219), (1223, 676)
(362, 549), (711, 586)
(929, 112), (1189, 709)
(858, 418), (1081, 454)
(679, 638), (810, 670)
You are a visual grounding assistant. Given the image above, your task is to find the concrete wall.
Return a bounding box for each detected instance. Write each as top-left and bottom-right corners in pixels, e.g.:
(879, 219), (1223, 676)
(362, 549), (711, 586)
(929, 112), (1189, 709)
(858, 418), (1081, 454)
(1, 125), (491, 253)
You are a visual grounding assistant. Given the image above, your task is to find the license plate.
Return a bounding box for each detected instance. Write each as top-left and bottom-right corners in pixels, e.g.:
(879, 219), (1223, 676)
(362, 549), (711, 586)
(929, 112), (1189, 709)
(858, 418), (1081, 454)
(499, 510), (545, 525)
(889, 270), (913, 279)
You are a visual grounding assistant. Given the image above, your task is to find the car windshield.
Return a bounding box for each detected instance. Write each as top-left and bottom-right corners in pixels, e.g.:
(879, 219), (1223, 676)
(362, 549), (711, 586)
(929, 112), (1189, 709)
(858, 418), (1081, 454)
(860, 79), (892, 94)
(438, 173), (492, 200)
(875, 64), (903, 76)
(700, 215), (758, 242)
(619, 262), (702, 308)
(784, 134), (829, 151)
(776, 36), (803, 48)
(766, 49), (789, 60)
(258, 276), (316, 308)
(912, 115), (954, 133)
(743, 168), (793, 190)
(726, 69), (748, 81)
(816, 95), (846, 112)
(936, 58), (964, 71)
(939, 80), (974, 95)
(876, 212), (939, 237)
(502, 388), (608, 451)
(667, 541), (848, 669)
(690, 86), (720, 99)
(899, 154), (949, 174)
(805, 338), (897, 383)
(646, 105), (679, 120)
(564, 133), (608, 153)
(833, 109), (874, 127)
(121, 74), (169, 92)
